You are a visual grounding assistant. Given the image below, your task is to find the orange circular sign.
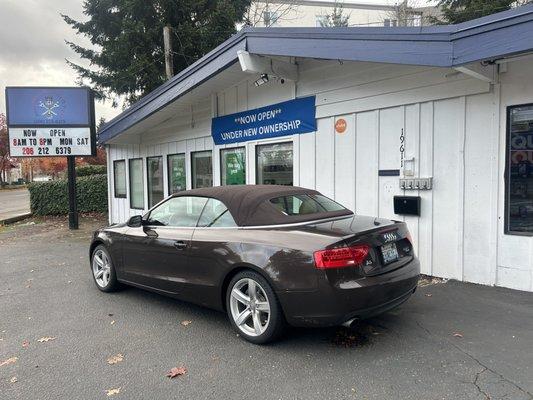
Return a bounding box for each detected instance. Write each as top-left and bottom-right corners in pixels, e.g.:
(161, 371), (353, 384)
(335, 118), (347, 134)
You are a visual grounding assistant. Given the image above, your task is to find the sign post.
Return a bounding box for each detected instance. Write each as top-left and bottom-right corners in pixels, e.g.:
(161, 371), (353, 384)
(5, 87), (96, 230)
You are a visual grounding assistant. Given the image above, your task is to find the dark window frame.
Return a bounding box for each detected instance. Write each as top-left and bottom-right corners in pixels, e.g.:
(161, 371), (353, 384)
(255, 141), (294, 186)
(220, 146), (246, 186)
(191, 150), (213, 189)
(146, 155), (164, 208)
(113, 159), (126, 198)
(128, 158), (144, 210)
(167, 153), (186, 196)
(504, 103), (533, 236)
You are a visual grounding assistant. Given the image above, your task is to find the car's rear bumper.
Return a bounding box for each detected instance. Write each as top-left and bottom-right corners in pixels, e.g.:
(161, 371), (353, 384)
(277, 257), (420, 327)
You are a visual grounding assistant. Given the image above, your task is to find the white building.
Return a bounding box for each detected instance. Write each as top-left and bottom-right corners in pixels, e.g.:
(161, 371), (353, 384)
(99, 5), (533, 292)
(247, 0), (436, 27)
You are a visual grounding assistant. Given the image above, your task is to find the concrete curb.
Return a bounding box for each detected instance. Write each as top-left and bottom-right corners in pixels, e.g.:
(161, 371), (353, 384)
(0, 212), (32, 225)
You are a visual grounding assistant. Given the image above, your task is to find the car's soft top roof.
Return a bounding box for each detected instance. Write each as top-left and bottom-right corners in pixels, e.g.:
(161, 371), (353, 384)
(171, 185), (353, 227)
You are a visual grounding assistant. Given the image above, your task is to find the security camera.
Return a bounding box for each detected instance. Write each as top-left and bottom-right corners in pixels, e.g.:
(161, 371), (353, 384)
(254, 74), (269, 87)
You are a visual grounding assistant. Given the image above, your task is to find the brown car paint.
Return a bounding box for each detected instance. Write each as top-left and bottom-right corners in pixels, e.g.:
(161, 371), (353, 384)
(91, 211), (420, 327)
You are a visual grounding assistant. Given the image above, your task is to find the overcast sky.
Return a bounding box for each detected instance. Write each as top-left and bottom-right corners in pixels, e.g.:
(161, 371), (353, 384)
(0, 0), (436, 123)
(0, 0), (121, 122)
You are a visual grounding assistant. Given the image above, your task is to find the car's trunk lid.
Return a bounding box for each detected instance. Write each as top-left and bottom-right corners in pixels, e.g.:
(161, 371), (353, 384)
(306, 215), (414, 276)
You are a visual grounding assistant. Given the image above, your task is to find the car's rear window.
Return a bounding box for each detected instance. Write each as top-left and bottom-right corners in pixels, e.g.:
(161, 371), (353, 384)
(270, 194), (346, 216)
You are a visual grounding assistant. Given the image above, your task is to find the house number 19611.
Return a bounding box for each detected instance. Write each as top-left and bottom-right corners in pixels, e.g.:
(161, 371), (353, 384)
(400, 128), (405, 168)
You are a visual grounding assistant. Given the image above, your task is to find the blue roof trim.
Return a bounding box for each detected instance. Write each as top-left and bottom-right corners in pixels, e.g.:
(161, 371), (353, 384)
(99, 4), (533, 144)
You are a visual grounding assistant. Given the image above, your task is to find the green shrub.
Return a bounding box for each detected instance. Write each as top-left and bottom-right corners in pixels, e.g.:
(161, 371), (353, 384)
(28, 174), (108, 215)
(76, 164), (107, 177)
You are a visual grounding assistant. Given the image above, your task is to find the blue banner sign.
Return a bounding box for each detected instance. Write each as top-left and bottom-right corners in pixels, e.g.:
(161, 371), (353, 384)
(6, 87), (91, 126)
(211, 96), (316, 145)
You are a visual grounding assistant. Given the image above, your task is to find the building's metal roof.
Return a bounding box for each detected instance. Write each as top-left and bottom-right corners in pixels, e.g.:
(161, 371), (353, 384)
(99, 4), (533, 144)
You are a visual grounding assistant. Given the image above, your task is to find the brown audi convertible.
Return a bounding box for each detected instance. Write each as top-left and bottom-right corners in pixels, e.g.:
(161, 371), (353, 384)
(90, 185), (419, 343)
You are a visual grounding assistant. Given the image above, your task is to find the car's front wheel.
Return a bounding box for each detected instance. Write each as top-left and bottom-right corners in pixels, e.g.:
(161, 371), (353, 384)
(91, 245), (119, 292)
(226, 270), (285, 344)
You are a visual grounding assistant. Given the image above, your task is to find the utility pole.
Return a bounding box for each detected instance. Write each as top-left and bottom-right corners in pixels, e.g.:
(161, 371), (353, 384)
(163, 25), (174, 80)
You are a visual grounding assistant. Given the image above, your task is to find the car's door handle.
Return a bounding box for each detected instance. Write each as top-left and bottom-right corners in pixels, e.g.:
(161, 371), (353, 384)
(173, 241), (188, 250)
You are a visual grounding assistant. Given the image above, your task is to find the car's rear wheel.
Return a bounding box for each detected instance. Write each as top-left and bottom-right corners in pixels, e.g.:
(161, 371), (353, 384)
(91, 245), (119, 292)
(226, 270), (285, 344)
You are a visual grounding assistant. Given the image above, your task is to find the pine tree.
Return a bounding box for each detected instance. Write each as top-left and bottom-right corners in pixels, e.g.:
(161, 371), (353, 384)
(436, 0), (530, 24)
(63, 0), (251, 106)
(319, 2), (350, 27)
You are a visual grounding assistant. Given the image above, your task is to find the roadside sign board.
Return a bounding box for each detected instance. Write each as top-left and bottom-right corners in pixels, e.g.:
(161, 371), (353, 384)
(5, 87), (96, 157)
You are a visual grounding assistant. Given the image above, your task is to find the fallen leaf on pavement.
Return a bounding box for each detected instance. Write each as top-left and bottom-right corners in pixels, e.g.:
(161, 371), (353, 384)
(10, 377), (17, 383)
(105, 387), (121, 396)
(22, 340), (29, 348)
(37, 337), (56, 343)
(166, 366), (187, 378)
(107, 354), (124, 365)
(0, 357), (18, 367)
(453, 332), (463, 338)
(180, 320), (192, 326)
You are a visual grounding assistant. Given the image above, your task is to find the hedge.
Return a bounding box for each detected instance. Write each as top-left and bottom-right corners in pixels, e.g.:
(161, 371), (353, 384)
(28, 174), (108, 215)
(76, 164), (107, 177)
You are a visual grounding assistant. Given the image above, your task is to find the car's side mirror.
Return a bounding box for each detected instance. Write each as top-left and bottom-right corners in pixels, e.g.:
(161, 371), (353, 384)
(127, 215), (144, 228)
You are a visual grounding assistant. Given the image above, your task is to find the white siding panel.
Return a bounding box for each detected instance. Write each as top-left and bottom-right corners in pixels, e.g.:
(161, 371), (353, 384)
(224, 86), (237, 115)
(299, 132), (315, 190)
(334, 114), (356, 211)
(378, 107), (403, 220)
(355, 110), (379, 216)
(463, 94), (496, 285)
(417, 102), (434, 275)
(403, 104), (421, 255)
(315, 117), (335, 198)
(432, 98), (464, 280)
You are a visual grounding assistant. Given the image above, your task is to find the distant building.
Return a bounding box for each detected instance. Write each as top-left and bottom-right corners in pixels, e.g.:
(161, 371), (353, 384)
(246, 0), (438, 27)
(7, 161), (22, 184)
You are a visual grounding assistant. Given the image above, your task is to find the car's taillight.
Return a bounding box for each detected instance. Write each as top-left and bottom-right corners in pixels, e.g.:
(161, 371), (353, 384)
(314, 245), (370, 269)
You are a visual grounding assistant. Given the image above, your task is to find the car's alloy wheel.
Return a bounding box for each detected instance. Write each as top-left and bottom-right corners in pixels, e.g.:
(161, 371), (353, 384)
(91, 245), (119, 292)
(226, 271), (285, 344)
(230, 278), (271, 337)
(92, 249), (111, 288)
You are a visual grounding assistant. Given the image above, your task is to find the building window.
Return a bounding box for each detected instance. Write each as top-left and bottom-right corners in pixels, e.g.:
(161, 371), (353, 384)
(220, 147), (246, 185)
(167, 153), (186, 194)
(113, 160), (126, 198)
(263, 10), (279, 27)
(147, 156), (164, 208)
(191, 151), (213, 189)
(316, 15), (327, 27)
(256, 142), (293, 186)
(129, 158), (144, 209)
(506, 104), (533, 235)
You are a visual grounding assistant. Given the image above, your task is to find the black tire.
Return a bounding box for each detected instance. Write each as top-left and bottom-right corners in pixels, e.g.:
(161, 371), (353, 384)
(90, 245), (120, 292)
(226, 270), (286, 344)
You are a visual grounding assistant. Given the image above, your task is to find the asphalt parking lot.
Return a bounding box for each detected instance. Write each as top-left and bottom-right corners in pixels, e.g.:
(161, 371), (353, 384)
(0, 216), (532, 400)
